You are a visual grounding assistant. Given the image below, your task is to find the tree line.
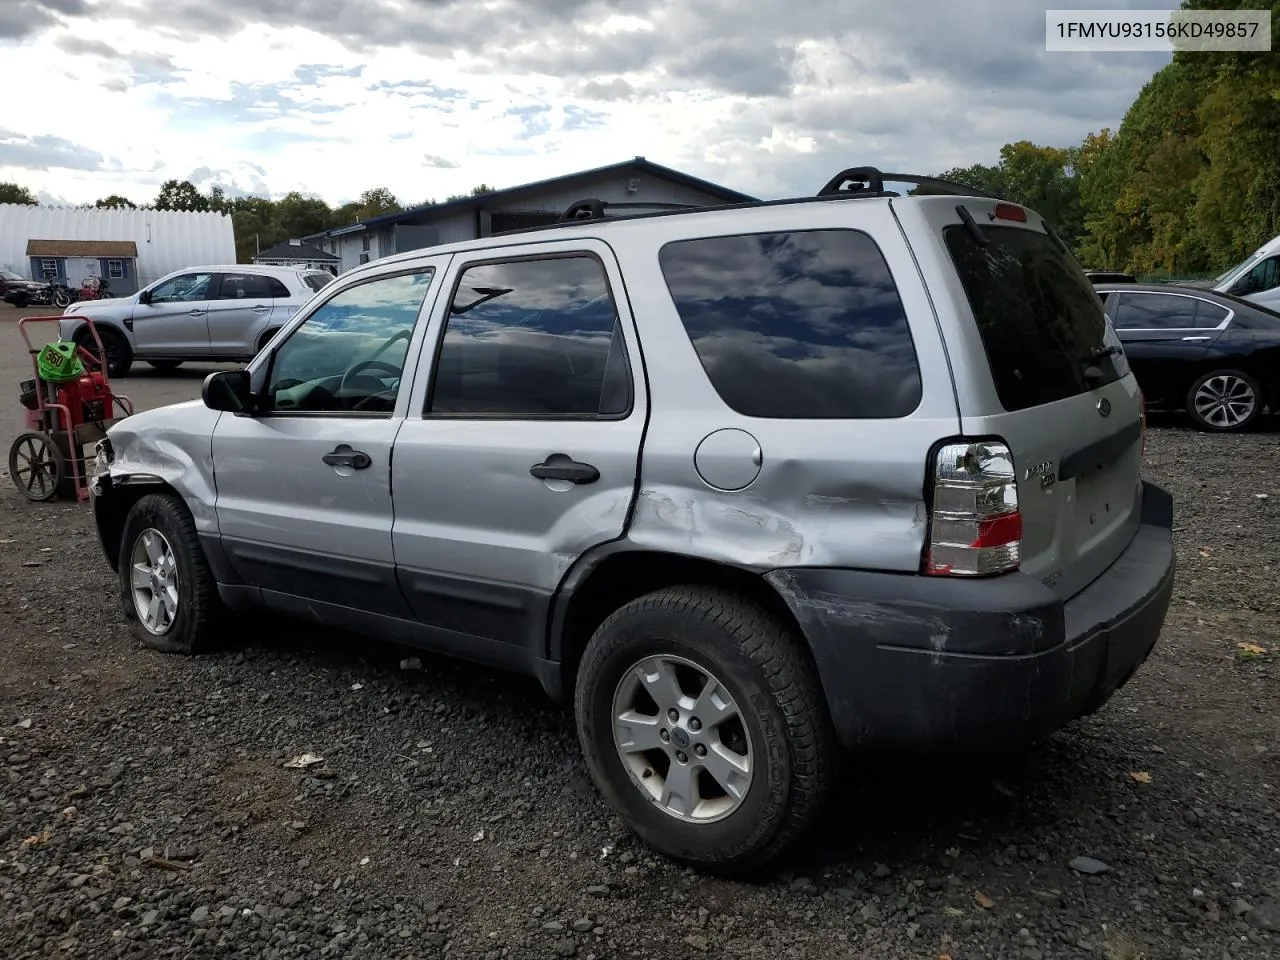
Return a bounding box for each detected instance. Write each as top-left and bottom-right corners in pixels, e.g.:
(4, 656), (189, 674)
(933, 0), (1279, 277)
(0, 180), (496, 264)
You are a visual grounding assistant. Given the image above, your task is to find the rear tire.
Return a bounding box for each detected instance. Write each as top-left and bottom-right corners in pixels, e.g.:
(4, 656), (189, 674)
(118, 493), (225, 655)
(146, 360), (184, 372)
(1186, 369), (1262, 432)
(574, 586), (836, 875)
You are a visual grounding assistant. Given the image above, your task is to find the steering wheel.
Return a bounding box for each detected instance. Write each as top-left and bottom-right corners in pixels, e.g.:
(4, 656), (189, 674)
(339, 359), (402, 405)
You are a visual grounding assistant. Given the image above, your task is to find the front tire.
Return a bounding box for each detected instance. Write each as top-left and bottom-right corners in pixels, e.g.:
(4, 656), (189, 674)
(1186, 369), (1263, 432)
(78, 327), (133, 379)
(574, 586), (835, 874)
(146, 360), (184, 372)
(118, 493), (224, 654)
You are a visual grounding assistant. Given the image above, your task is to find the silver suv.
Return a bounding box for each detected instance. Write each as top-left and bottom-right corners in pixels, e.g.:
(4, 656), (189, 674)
(58, 264), (334, 378)
(85, 169), (1176, 873)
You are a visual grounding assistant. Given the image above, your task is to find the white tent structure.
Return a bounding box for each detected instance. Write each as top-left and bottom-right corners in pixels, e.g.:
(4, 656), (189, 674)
(0, 203), (235, 289)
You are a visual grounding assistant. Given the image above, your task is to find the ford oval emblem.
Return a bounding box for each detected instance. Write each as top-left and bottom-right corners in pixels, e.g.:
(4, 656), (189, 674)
(1097, 397), (1112, 417)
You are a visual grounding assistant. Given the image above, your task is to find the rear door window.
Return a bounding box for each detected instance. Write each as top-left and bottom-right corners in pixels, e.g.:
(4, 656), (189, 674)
(658, 229), (922, 419)
(943, 225), (1124, 412)
(1111, 292), (1226, 330)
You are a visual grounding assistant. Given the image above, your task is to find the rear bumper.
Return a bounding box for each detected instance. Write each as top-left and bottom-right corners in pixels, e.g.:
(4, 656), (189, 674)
(766, 481), (1175, 751)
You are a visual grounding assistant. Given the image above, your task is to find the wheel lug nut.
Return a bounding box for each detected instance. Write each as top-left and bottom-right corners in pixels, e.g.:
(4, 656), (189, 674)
(694, 744), (706, 757)
(689, 717), (701, 732)
(676, 752), (688, 764)
(667, 708), (679, 723)
(659, 729), (670, 742)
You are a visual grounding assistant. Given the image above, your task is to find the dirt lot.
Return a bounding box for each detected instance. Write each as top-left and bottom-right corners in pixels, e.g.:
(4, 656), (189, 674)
(1, 328), (1279, 958)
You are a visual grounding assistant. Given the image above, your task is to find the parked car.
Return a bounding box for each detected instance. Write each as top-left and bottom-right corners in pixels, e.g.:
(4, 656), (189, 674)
(1097, 282), (1280, 432)
(57, 264), (335, 377)
(0, 267), (42, 303)
(85, 170), (1175, 873)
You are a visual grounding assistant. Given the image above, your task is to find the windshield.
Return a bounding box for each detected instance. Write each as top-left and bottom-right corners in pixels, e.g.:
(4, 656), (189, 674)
(0, 269), (25, 281)
(1213, 251), (1263, 288)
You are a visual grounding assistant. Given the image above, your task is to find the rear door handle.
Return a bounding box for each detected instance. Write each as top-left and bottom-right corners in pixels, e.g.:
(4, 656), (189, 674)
(189, 308), (204, 316)
(530, 453), (599, 484)
(1181, 335), (1210, 341)
(323, 447), (372, 469)
(252, 305), (269, 312)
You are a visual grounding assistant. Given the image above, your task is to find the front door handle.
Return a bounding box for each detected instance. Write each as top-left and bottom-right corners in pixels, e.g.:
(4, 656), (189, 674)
(530, 453), (599, 484)
(323, 447), (372, 469)
(1181, 335), (1210, 341)
(253, 305), (269, 313)
(189, 308), (204, 316)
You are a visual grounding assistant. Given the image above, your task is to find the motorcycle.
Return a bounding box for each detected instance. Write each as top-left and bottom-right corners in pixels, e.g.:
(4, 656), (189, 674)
(78, 276), (112, 301)
(7, 280), (74, 309)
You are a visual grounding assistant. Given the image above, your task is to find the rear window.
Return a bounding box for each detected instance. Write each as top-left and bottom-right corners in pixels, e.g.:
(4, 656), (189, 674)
(944, 224), (1124, 412)
(658, 229), (923, 419)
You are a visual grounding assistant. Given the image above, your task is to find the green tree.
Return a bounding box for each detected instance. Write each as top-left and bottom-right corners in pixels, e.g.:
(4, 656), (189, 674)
(154, 179), (209, 211)
(0, 182), (38, 205)
(356, 187), (401, 219)
(94, 194), (137, 209)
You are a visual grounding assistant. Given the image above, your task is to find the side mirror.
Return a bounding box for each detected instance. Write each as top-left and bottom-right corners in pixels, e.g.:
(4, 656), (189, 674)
(202, 369), (254, 414)
(138, 290), (153, 305)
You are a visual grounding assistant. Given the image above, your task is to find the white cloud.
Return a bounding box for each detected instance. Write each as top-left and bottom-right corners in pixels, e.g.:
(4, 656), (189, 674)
(0, 0), (1169, 206)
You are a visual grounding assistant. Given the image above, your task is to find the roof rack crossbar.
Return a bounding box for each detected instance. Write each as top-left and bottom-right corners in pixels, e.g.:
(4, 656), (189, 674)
(556, 198), (705, 223)
(817, 167), (999, 200)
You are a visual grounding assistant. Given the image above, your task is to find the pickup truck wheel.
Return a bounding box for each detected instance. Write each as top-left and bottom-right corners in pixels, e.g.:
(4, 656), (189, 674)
(77, 327), (132, 379)
(1186, 369), (1262, 432)
(118, 493), (224, 655)
(574, 586), (836, 874)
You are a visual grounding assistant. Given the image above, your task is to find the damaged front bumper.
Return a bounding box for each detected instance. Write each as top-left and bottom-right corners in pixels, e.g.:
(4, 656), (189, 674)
(766, 481), (1176, 751)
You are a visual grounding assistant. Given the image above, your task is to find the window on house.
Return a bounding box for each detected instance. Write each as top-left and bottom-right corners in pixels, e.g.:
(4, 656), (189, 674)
(107, 260), (124, 279)
(358, 253), (370, 265)
(361, 235), (371, 252)
(427, 254), (631, 418)
(40, 259), (58, 277)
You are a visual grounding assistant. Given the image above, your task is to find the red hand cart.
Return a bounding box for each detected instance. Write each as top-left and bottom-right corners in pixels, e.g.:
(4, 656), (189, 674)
(9, 315), (134, 502)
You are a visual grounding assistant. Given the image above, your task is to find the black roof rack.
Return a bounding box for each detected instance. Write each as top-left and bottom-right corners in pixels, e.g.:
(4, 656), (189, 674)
(557, 199), (705, 223)
(817, 166), (998, 199)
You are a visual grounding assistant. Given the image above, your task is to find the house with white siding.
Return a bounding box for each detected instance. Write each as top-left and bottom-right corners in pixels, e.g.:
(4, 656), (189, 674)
(305, 157), (757, 273)
(0, 203), (235, 295)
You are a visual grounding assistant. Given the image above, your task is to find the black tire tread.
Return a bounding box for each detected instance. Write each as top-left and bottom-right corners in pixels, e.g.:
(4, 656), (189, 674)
(118, 492), (223, 655)
(576, 584), (836, 874)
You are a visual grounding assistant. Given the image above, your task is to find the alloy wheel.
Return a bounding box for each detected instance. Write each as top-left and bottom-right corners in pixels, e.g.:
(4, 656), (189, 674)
(1193, 374), (1256, 429)
(611, 654), (754, 823)
(129, 528), (179, 635)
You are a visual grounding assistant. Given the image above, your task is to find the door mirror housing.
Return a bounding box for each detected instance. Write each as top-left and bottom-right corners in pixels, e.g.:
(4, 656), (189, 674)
(203, 369), (254, 414)
(138, 289), (153, 305)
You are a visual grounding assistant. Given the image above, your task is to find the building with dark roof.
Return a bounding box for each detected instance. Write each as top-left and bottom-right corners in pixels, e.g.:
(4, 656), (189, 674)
(252, 238), (342, 274)
(304, 157), (756, 273)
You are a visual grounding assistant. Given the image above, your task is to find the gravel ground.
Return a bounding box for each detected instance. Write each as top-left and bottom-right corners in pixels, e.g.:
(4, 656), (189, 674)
(1, 421), (1279, 960)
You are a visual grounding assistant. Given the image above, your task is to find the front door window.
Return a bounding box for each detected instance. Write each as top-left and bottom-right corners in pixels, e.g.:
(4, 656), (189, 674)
(149, 273), (214, 303)
(264, 268), (435, 415)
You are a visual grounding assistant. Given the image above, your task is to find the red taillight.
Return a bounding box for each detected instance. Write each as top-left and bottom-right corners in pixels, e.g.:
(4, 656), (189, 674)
(992, 202), (1028, 223)
(924, 440), (1022, 577)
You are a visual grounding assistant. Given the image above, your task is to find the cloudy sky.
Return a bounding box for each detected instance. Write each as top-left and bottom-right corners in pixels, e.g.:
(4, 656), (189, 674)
(0, 0), (1168, 207)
